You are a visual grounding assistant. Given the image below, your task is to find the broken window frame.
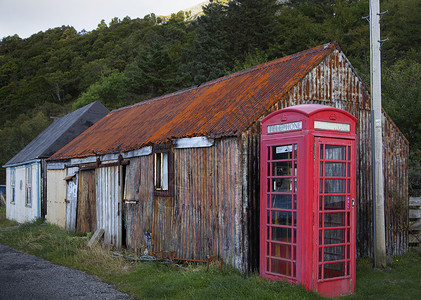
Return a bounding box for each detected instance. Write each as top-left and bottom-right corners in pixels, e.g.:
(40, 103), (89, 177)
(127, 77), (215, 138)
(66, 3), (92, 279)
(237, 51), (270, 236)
(153, 144), (174, 197)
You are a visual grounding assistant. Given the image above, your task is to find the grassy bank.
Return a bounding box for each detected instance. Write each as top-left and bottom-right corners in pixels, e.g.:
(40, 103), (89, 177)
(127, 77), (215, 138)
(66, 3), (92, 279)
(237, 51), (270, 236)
(1, 206), (420, 299)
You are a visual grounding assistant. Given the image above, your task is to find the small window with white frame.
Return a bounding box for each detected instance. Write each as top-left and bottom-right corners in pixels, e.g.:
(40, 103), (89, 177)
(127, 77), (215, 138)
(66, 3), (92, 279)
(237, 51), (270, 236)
(10, 168), (15, 204)
(25, 165), (32, 207)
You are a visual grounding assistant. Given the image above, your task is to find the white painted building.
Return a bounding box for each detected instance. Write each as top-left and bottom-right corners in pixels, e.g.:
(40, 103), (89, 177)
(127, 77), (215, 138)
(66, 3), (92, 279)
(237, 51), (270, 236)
(3, 101), (109, 223)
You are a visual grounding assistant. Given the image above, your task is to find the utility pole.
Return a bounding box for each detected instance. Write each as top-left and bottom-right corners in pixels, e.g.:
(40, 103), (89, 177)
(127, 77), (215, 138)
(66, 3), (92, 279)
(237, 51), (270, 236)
(369, 0), (387, 268)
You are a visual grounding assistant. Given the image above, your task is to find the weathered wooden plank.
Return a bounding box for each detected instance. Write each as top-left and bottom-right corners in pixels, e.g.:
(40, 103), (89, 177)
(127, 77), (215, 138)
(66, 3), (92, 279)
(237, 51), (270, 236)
(409, 197), (421, 207)
(76, 169), (96, 234)
(409, 233), (421, 244)
(409, 209), (421, 219)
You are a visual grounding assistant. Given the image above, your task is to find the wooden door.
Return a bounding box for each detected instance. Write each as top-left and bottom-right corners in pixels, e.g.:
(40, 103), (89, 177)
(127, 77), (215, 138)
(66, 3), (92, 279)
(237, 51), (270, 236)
(76, 169), (96, 234)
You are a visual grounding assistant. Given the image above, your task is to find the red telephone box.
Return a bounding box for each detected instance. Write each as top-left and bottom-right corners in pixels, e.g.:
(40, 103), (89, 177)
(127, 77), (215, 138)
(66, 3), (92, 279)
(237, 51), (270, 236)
(260, 104), (357, 297)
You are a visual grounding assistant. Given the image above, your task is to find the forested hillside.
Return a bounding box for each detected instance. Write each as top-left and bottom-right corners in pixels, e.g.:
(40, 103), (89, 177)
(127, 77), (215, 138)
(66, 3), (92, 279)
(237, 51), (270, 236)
(1, 0), (420, 194)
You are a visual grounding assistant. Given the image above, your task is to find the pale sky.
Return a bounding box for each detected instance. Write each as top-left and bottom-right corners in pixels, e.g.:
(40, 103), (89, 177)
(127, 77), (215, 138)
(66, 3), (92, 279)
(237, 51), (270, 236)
(0, 0), (206, 39)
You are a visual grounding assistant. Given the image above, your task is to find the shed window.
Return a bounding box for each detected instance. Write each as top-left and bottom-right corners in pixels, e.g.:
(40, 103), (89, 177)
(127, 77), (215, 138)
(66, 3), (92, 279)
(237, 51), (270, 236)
(25, 166), (32, 207)
(153, 145), (174, 197)
(155, 152), (168, 190)
(10, 169), (15, 204)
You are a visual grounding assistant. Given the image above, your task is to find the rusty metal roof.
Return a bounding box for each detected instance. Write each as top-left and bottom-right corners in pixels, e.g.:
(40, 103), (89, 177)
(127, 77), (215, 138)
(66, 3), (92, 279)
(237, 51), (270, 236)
(49, 42), (340, 161)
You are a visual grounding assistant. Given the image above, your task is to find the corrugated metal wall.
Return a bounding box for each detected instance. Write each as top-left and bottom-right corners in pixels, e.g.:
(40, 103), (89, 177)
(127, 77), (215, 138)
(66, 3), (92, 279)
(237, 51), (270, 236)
(96, 166), (122, 247)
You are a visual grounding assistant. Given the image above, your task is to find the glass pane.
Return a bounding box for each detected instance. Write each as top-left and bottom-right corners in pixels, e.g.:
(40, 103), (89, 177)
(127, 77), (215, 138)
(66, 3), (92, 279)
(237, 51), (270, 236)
(294, 161), (297, 176)
(272, 178), (292, 192)
(320, 196), (323, 210)
(324, 246), (345, 261)
(319, 265), (323, 279)
(293, 246), (296, 260)
(294, 144), (297, 159)
(324, 196), (345, 210)
(347, 245), (350, 259)
(320, 144), (324, 159)
(325, 145), (346, 160)
(348, 146), (351, 161)
(162, 152), (168, 190)
(272, 145), (292, 160)
(324, 262), (345, 278)
(320, 162), (324, 177)
(272, 211), (292, 226)
(324, 213), (345, 227)
(272, 194), (292, 209)
(272, 227), (291, 242)
(272, 161), (292, 176)
(325, 162), (346, 177)
(324, 229), (345, 244)
(271, 259), (292, 276)
(271, 243), (292, 259)
(325, 179), (346, 193)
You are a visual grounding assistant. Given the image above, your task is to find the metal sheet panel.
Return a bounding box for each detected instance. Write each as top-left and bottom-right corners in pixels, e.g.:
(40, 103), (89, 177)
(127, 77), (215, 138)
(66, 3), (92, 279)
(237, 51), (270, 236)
(96, 166), (121, 247)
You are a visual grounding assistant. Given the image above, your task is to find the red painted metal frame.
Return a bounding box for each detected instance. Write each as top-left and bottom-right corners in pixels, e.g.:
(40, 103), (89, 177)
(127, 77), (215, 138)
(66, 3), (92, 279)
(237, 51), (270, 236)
(260, 104), (357, 297)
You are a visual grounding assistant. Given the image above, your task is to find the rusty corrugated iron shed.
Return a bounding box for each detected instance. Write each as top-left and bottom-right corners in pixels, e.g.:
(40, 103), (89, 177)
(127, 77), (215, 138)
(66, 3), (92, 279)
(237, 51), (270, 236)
(49, 42), (341, 161)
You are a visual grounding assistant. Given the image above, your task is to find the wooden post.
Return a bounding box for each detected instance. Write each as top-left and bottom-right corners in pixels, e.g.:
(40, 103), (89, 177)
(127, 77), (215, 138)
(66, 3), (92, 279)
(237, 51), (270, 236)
(370, 0), (386, 268)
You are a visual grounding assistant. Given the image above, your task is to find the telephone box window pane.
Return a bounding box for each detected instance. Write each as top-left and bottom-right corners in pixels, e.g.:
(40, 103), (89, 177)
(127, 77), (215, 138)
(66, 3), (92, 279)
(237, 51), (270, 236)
(272, 227), (291, 242)
(325, 179), (346, 193)
(324, 213), (345, 227)
(347, 179), (350, 193)
(347, 245), (350, 259)
(324, 262), (345, 278)
(293, 195), (297, 209)
(272, 194), (292, 209)
(319, 196), (323, 210)
(272, 211), (292, 226)
(294, 161), (297, 176)
(324, 229), (345, 244)
(267, 163), (270, 176)
(294, 144), (297, 159)
(347, 163), (351, 177)
(319, 265), (323, 279)
(267, 195), (270, 208)
(319, 247), (323, 262)
(320, 144), (324, 159)
(324, 246), (345, 261)
(271, 243), (292, 259)
(347, 229), (350, 243)
(271, 259), (291, 276)
(272, 178), (292, 192)
(320, 179), (323, 193)
(324, 196), (345, 210)
(273, 145), (293, 160)
(325, 162), (346, 177)
(272, 161), (292, 176)
(347, 261), (350, 276)
(293, 246), (296, 260)
(348, 146), (351, 160)
(325, 145), (346, 160)
(294, 178), (297, 193)
(267, 242), (270, 255)
(320, 162), (323, 177)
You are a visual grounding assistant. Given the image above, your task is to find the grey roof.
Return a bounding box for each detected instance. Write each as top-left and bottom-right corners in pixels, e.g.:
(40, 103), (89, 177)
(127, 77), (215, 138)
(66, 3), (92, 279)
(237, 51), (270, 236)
(3, 101), (109, 167)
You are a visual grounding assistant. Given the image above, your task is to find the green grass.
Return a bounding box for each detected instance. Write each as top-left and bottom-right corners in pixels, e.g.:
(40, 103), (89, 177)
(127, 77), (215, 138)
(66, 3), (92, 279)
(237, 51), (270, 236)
(1, 209), (420, 299)
(0, 205), (18, 227)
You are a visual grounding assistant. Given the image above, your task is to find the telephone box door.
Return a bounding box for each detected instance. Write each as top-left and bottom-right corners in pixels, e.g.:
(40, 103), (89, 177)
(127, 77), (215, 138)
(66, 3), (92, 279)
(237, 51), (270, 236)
(314, 137), (356, 296)
(260, 139), (301, 282)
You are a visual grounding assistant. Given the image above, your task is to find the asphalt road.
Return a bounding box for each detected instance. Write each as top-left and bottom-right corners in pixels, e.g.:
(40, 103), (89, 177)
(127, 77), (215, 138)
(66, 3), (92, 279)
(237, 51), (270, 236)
(0, 243), (133, 300)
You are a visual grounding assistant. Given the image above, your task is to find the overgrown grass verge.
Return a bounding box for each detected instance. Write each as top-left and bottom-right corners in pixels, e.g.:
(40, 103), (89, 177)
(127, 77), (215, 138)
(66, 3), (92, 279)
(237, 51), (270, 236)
(0, 212), (420, 299)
